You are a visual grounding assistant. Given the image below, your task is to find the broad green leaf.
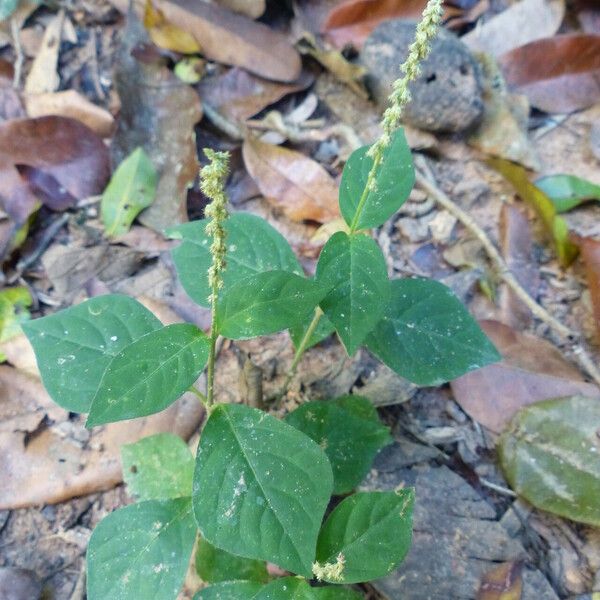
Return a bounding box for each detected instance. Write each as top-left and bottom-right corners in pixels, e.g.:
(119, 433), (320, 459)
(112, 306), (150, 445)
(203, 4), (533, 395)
(316, 232), (389, 355)
(168, 212), (302, 307)
(196, 537), (268, 583)
(285, 396), (391, 495)
(253, 578), (363, 599)
(315, 490), (414, 584)
(366, 278), (500, 386)
(535, 174), (600, 213)
(87, 323), (209, 426)
(499, 396), (600, 527)
(194, 581), (264, 600)
(122, 433), (193, 501)
(193, 403), (333, 577)
(101, 147), (157, 237)
(0, 286), (32, 344)
(216, 271), (328, 340)
(339, 128), (414, 230)
(22, 295), (161, 412)
(488, 158), (578, 267)
(87, 498), (196, 600)
(289, 312), (335, 351)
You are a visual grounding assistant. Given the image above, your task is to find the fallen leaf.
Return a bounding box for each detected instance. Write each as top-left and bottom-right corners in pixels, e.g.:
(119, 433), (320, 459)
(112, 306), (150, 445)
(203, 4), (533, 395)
(242, 136), (339, 223)
(174, 56), (206, 84)
(322, 0), (429, 48)
(0, 59), (25, 121)
(488, 157), (579, 267)
(451, 320), (600, 433)
(468, 54), (539, 169)
(498, 34), (600, 114)
(499, 395), (600, 527)
(215, 0), (265, 19)
(144, 0), (201, 53)
(155, 0), (301, 82)
(197, 67), (313, 123)
(535, 174), (600, 213)
(112, 13), (202, 231)
(0, 287), (31, 351)
(24, 90), (115, 137)
(575, 236), (600, 340)
(462, 0), (564, 58)
(477, 562), (523, 600)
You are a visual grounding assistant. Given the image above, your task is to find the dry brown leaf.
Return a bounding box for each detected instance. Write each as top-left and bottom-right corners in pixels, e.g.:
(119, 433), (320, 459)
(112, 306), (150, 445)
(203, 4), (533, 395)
(198, 67), (313, 123)
(462, 0), (564, 57)
(498, 34), (600, 114)
(242, 137), (339, 223)
(451, 320), (600, 433)
(24, 90), (115, 137)
(155, 0), (301, 82)
(477, 562), (523, 600)
(215, 0), (265, 19)
(575, 236), (600, 340)
(144, 0), (201, 53)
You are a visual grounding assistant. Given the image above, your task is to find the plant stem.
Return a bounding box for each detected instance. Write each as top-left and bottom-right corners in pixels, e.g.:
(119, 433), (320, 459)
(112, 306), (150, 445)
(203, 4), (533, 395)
(188, 386), (208, 407)
(206, 287), (219, 407)
(349, 154), (382, 234)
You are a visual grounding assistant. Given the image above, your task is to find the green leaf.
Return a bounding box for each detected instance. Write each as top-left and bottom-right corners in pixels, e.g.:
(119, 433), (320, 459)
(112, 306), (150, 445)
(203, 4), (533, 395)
(22, 294), (161, 413)
(366, 278), (500, 386)
(315, 490), (414, 584)
(193, 403), (333, 577)
(122, 433), (194, 501)
(0, 286), (32, 343)
(216, 271), (328, 340)
(315, 588), (363, 600)
(252, 577), (362, 599)
(196, 537), (268, 584)
(289, 312), (335, 351)
(316, 232), (389, 355)
(499, 395), (600, 527)
(339, 129), (414, 230)
(194, 581), (264, 600)
(285, 396), (391, 495)
(101, 147), (158, 237)
(87, 498), (196, 600)
(87, 323), (209, 426)
(168, 212), (302, 307)
(535, 174), (600, 213)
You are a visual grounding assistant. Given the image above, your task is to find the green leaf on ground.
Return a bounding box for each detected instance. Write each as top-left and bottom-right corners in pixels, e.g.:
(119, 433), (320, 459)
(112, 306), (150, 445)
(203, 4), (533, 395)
(0, 286), (32, 346)
(101, 147), (157, 237)
(196, 538), (268, 584)
(289, 312), (335, 351)
(87, 323), (209, 426)
(339, 128), (414, 230)
(366, 278), (500, 386)
(122, 433), (193, 501)
(285, 395), (392, 494)
(194, 581), (264, 600)
(316, 232), (389, 355)
(315, 490), (414, 584)
(535, 174), (600, 213)
(168, 212), (302, 307)
(193, 403), (333, 577)
(87, 498), (196, 600)
(216, 271), (328, 340)
(22, 294), (161, 413)
(499, 395), (600, 527)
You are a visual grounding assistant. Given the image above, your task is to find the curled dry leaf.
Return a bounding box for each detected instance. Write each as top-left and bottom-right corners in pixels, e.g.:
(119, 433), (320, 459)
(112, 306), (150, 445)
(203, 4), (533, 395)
(242, 137), (339, 223)
(575, 236), (600, 340)
(144, 0), (201, 54)
(462, 0), (564, 58)
(498, 34), (600, 114)
(155, 0), (301, 82)
(451, 320), (600, 433)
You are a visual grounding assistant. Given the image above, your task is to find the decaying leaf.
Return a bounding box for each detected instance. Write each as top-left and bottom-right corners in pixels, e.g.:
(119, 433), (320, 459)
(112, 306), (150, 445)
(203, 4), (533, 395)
(154, 0), (301, 82)
(242, 136), (339, 223)
(451, 320), (600, 433)
(144, 0), (201, 54)
(575, 236), (600, 339)
(488, 157), (578, 267)
(462, 0), (564, 58)
(500, 395), (600, 527)
(477, 562), (523, 600)
(535, 174), (600, 213)
(498, 34), (600, 114)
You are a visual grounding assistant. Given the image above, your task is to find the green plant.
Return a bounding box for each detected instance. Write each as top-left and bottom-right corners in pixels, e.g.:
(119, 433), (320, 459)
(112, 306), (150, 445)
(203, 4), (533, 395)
(22, 1), (500, 597)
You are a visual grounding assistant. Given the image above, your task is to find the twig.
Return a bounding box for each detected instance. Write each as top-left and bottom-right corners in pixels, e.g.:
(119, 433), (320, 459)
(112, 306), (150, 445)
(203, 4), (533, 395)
(414, 155), (600, 387)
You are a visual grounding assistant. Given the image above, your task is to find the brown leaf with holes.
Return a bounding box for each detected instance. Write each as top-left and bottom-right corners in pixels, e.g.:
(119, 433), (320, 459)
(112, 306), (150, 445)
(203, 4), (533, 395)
(155, 0), (301, 82)
(198, 67), (313, 123)
(242, 137), (339, 223)
(451, 320), (600, 433)
(477, 562), (523, 600)
(575, 236), (600, 340)
(498, 34), (600, 113)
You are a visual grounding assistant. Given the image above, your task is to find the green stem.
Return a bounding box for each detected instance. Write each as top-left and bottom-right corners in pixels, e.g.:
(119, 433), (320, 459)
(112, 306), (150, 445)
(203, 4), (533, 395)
(188, 386), (208, 407)
(349, 154), (382, 234)
(206, 282), (219, 407)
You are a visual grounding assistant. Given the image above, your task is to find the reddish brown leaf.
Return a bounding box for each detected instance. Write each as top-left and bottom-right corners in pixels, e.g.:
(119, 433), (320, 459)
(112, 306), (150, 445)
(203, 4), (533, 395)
(477, 562), (523, 600)
(242, 137), (339, 223)
(451, 320), (600, 433)
(155, 0), (301, 82)
(322, 0), (429, 48)
(498, 34), (600, 113)
(198, 67), (313, 123)
(577, 236), (600, 340)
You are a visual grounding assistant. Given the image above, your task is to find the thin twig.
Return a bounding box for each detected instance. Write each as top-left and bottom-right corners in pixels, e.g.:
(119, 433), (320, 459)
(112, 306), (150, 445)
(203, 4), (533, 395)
(414, 155), (600, 387)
